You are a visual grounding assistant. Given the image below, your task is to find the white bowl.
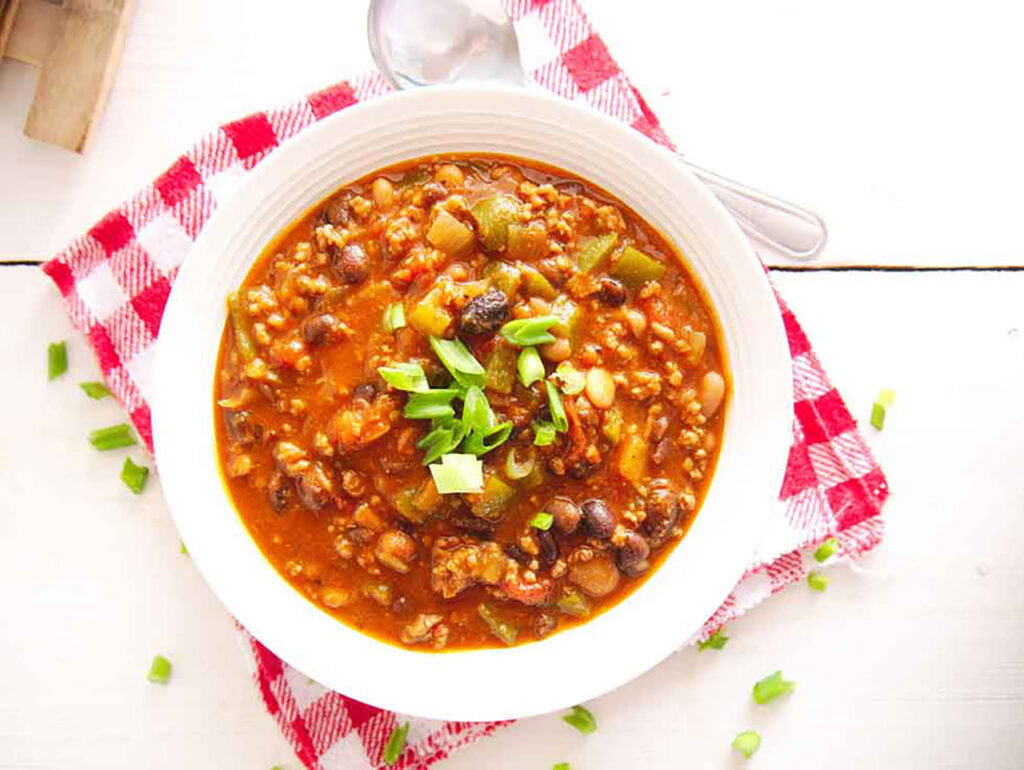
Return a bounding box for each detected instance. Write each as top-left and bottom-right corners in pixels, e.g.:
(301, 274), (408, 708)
(153, 85), (792, 721)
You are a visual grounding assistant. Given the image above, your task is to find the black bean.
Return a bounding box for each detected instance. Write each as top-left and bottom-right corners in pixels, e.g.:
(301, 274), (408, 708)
(331, 243), (369, 284)
(459, 288), (509, 335)
(302, 313), (340, 346)
(642, 483), (680, 541)
(449, 513), (495, 536)
(267, 470), (291, 513)
(503, 543), (529, 564)
(352, 383), (376, 402)
(537, 529), (558, 568)
(324, 197), (352, 227)
(226, 409), (262, 446)
(395, 518), (416, 535)
(547, 496), (582, 534)
(533, 611), (557, 638)
(598, 277), (627, 306)
(580, 498), (615, 539)
(568, 459), (594, 479)
(295, 466), (332, 511)
(391, 596), (412, 616)
(617, 532), (650, 574)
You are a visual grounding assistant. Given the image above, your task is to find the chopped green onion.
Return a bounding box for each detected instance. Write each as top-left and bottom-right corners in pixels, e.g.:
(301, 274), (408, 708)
(530, 511), (554, 530)
(180, 541), (188, 555)
(807, 570), (829, 591)
(48, 340), (68, 380)
(504, 446), (536, 480)
(752, 670), (796, 704)
(461, 386), (493, 431)
(533, 421), (556, 446)
(89, 423), (136, 451)
(270, 766), (284, 770)
(378, 362), (429, 392)
(383, 721), (410, 765)
(870, 401), (886, 430)
(429, 453), (484, 494)
(814, 537), (839, 563)
(562, 705), (597, 734)
(79, 381), (112, 399)
(429, 336), (485, 388)
(877, 388), (895, 407)
(403, 389), (461, 420)
(732, 730), (761, 759)
(552, 362), (585, 395)
(697, 627), (729, 651)
(147, 654), (172, 684)
(462, 421), (513, 456)
(418, 419), (466, 465)
(544, 381), (568, 432)
(517, 346), (545, 387)
(500, 315), (560, 347)
(383, 302), (406, 332)
(553, 764), (571, 770)
(121, 457), (149, 494)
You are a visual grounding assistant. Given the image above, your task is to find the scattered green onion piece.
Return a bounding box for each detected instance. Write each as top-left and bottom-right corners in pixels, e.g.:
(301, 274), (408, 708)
(552, 362), (585, 395)
(533, 421), (556, 446)
(270, 766), (284, 770)
(500, 315), (560, 347)
(79, 381), (111, 399)
(180, 541), (188, 555)
(418, 421), (466, 465)
(870, 401), (886, 430)
(89, 423), (136, 451)
(403, 389), (461, 420)
(732, 730), (761, 759)
(462, 421), (513, 456)
(752, 670), (796, 704)
(383, 721), (410, 765)
(814, 537), (839, 563)
(429, 453), (484, 494)
(517, 346), (545, 387)
(461, 385), (493, 431)
(807, 570), (829, 592)
(120, 457), (149, 494)
(697, 627), (729, 651)
(877, 388), (895, 408)
(530, 511), (554, 530)
(562, 705), (597, 735)
(429, 336), (485, 388)
(147, 654), (172, 684)
(544, 381), (568, 432)
(378, 362), (429, 392)
(504, 446), (536, 480)
(383, 302), (406, 332)
(48, 340), (68, 380)
(553, 764), (571, 770)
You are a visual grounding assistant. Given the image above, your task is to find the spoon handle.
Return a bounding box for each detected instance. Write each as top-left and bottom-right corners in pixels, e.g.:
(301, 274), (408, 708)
(680, 159), (827, 260)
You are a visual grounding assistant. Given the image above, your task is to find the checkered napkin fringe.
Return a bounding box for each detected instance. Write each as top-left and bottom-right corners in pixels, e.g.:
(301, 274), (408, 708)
(41, 1), (888, 767)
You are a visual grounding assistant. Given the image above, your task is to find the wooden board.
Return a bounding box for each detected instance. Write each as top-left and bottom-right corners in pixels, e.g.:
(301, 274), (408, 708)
(1, 0), (133, 152)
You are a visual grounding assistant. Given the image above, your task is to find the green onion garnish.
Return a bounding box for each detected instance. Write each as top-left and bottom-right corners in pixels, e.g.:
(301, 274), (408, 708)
(383, 721), (410, 766)
(562, 704), (597, 734)
(807, 569), (829, 591)
(504, 446), (536, 480)
(461, 385), (493, 431)
(752, 670), (796, 704)
(147, 654), (172, 684)
(121, 457), (149, 494)
(552, 362), (585, 395)
(403, 389), (461, 420)
(814, 537), (839, 563)
(530, 512), (553, 530)
(429, 336), (485, 388)
(544, 381), (568, 432)
(533, 421), (556, 446)
(870, 401), (886, 430)
(462, 421), (513, 456)
(517, 346), (545, 387)
(500, 315), (559, 347)
(89, 424), (137, 451)
(553, 764), (571, 770)
(180, 541), (188, 555)
(732, 730), (761, 759)
(697, 627), (729, 651)
(79, 381), (112, 399)
(383, 302), (407, 332)
(417, 419), (466, 465)
(429, 453), (484, 494)
(378, 362), (429, 392)
(48, 340), (68, 380)
(878, 388), (895, 407)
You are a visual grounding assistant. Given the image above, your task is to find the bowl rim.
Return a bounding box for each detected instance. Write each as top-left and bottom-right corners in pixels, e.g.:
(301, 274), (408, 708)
(152, 84), (793, 721)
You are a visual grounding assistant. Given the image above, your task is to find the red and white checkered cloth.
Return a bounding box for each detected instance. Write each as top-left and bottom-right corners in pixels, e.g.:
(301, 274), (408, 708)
(42, 0), (888, 767)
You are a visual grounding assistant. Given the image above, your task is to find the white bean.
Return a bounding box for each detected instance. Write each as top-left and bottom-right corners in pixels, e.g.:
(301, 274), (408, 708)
(699, 371), (726, 418)
(372, 177), (394, 209)
(585, 367), (616, 409)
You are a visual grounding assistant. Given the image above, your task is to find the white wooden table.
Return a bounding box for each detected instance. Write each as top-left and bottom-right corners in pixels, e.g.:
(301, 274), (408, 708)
(2, 2), (1023, 768)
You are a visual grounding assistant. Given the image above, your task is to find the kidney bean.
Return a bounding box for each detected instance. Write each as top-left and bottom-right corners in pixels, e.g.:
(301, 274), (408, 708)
(301, 313), (340, 345)
(643, 483), (680, 541)
(568, 553), (620, 597)
(267, 470), (291, 513)
(324, 197), (351, 227)
(581, 499), (615, 539)
(598, 277), (626, 306)
(617, 532), (651, 575)
(537, 529), (558, 568)
(547, 496), (582, 534)
(331, 243), (369, 284)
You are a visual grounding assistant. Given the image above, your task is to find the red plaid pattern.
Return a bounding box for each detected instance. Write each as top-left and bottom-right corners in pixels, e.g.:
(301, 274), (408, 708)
(41, 0), (887, 767)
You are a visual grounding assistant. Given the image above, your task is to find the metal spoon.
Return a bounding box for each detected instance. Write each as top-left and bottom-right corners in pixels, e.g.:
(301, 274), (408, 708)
(367, 0), (827, 260)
